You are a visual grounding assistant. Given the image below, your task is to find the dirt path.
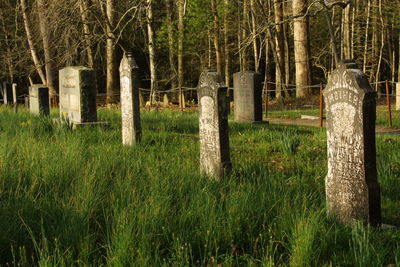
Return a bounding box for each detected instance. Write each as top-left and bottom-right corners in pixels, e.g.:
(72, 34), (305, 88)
(267, 117), (400, 135)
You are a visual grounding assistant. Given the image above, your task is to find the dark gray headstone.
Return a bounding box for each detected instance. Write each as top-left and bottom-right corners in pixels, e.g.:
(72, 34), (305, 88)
(29, 84), (49, 116)
(59, 66), (97, 124)
(2, 82), (13, 105)
(120, 53), (141, 145)
(197, 69), (231, 180)
(324, 62), (381, 226)
(233, 71), (263, 122)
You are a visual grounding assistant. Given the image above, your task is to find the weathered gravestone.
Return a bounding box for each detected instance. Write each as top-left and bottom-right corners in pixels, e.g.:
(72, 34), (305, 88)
(2, 82), (13, 105)
(119, 52), (142, 145)
(59, 66), (97, 125)
(29, 84), (49, 116)
(324, 61), (381, 226)
(233, 71), (263, 122)
(197, 69), (231, 180)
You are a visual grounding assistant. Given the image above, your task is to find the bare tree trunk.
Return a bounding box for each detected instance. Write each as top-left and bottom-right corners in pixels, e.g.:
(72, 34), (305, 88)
(79, 0), (94, 68)
(293, 0), (311, 97)
(223, 0), (230, 87)
(165, 0), (177, 89)
(105, 0), (117, 104)
(375, 0), (384, 93)
(37, 0), (57, 98)
(250, 0), (259, 72)
(20, 0), (46, 84)
(342, 3), (351, 59)
(274, 0), (285, 98)
(177, 0), (184, 107)
(146, 0), (157, 105)
(363, 0), (371, 72)
(350, 0), (357, 59)
(242, 0), (249, 70)
(211, 0), (222, 74)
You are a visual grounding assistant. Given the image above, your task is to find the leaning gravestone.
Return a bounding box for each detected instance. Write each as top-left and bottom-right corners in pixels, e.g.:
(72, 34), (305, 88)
(29, 84), (49, 116)
(233, 71), (263, 122)
(197, 69), (231, 180)
(324, 61), (381, 226)
(59, 66), (97, 125)
(2, 82), (13, 105)
(119, 52), (141, 145)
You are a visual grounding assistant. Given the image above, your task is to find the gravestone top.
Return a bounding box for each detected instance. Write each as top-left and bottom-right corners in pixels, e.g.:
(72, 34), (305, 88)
(198, 69), (227, 93)
(324, 62), (381, 225)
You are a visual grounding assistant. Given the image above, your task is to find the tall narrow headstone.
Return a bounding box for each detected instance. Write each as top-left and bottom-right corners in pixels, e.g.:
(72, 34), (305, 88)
(324, 62), (381, 226)
(59, 66), (97, 124)
(197, 69), (231, 180)
(12, 83), (17, 112)
(29, 84), (50, 116)
(233, 71), (263, 122)
(119, 52), (142, 145)
(2, 82), (13, 105)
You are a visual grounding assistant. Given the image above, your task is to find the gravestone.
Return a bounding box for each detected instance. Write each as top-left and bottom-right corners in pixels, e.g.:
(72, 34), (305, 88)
(324, 61), (381, 226)
(24, 96), (29, 109)
(2, 82), (13, 105)
(233, 71), (263, 122)
(12, 83), (17, 112)
(396, 83), (400, 111)
(59, 66), (97, 125)
(119, 53), (141, 145)
(163, 94), (169, 107)
(197, 69), (231, 180)
(29, 84), (49, 116)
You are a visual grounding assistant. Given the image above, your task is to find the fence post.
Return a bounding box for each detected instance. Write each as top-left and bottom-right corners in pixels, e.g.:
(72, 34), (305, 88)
(319, 83), (324, 128)
(386, 80), (392, 127)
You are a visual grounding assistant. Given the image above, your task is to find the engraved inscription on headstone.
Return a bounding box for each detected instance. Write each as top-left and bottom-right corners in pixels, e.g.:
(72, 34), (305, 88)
(233, 71), (263, 122)
(324, 62), (381, 225)
(29, 84), (49, 116)
(119, 53), (142, 145)
(59, 66), (97, 124)
(197, 69), (231, 180)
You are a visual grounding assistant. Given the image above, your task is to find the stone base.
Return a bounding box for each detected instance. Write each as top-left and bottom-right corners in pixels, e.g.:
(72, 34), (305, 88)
(301, 115), (320, 120)
(71, 121), (109, 129)
(53, 118), (109, 129)
(231, 120), (269, 124)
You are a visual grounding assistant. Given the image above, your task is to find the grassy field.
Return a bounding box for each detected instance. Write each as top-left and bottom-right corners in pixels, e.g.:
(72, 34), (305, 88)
(0, 106), (399, 266)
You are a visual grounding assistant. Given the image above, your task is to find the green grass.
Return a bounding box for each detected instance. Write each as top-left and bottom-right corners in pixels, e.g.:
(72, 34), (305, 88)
(0, 106), (399, 266)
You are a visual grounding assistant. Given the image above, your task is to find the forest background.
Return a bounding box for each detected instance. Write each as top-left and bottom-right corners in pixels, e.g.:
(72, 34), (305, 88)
(0, 0), (397, 103)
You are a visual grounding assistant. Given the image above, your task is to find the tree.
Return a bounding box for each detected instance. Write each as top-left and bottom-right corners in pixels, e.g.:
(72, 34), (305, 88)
(293, 0), (311, 97)
(274, 0), (285, 98)
(146, 0), (157, 105)
(37, 0), (57, 98)
(210, 0), (222, 74)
